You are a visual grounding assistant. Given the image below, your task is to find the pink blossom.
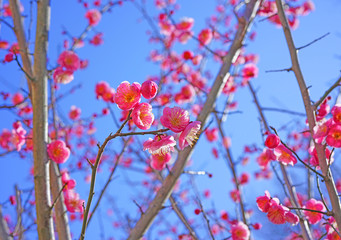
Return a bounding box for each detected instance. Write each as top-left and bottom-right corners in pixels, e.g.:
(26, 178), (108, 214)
(230, 221), (250, 240)
(141, 80), (158, 99)
(230, 189), (240, 203)
(257, 148), (276, 169)
(132, 103), (154, 130)
(0, 41), (9, 49)
(205, 128), (218, 142)
(150, 152), (171, 170)
(326, 124), (341, 148)
(313, 118), (331, 143)
(176, 17), (194, 31)
(85, 9), (102, 26)
(0, 129), (12, 150)
(309, 147), (333, 168)
(223, 136), (231, 148)
(12, 122), (26, 151)
(198, 29), (213, 46)
(274, 144), (297, 166)
(160, 106), (189, 133)
(11, 92), (24, 105)
(284, 211), (299, 226)
(267, 200), (286, 224)
(179, 121), (201, 150)
(115, 81), (141, 110)
(303, 199), (326, 224)
(69, 105), (81, 120)
(57, 51), (80, 71)
(64, 190), (84, 213)
(175, 85), (196, 104)
(265, 134), (280, 149)
(53, 67), (74, 84)
(9, 195), (16, 205)
(143, 135), (176, 155)
(90, 33), (104, 45)
(256, 191), (272, 212)
(61, 170), (76, 190)
(47, 140), (70, 164)
(332, 105), (341, 124)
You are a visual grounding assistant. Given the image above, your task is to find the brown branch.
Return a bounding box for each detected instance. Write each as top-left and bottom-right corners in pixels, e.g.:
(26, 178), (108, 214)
(86, 138), (130, 228)
(275, 0), (341, 232)
(214, 111), (248, 225)
(79, 122), (169, 240)
(0, 205), (12, 240)
(9, 0), (34, 93)
(248, 82), (312, 240)
(288, 207), (332, 216)
(127, 1), (262, 239)
(31, 0), (55, 238)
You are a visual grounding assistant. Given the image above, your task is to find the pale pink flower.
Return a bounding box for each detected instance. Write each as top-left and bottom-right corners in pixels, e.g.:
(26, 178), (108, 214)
(150, 152), (171, 170)
(132, 103), (154, 130)
(313, 118), (331, 143)
(57, 51), (80, 71)
(47, 140), (70, 164)
(53, 67), (74, 84)
(178, 121), (201, 150)
(143, 135), (176, 155)
(85, 9), (101, 26)
(141, 80), (158, 99)
(64, 190), (84, 213)
(274, 144), (297, 166)
(115, 81), (141, 110)
(160, 106), (189, 133)
(11, 122), (26, 151)
(303, 198), (326, 224)
(230, 221), (250, 240)
(69, 105), (81, 120)
(257, 148), (276, 169)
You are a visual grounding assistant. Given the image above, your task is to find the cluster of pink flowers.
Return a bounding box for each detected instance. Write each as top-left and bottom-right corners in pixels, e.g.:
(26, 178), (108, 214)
(113, 80), (158, 130)
(256, 191), (299, 225)
(258, 0), (315, 30)
(256, 133), (297, 169)
(95, 81), (116, 103)
(59, 169), (84, 214)
(142, 106), (201, 170)
(53, 51), (81, 84)
(0, 121), (27, 152)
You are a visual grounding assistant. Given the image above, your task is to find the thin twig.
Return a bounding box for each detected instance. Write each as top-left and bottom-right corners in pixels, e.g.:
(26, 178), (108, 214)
(313, 76), (341, 110)
(297, 32), (330, 51)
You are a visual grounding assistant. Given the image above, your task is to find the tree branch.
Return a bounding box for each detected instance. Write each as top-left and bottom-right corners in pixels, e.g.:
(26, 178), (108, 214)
(275, 0), (341, 231)
(127, 1), (262, 238)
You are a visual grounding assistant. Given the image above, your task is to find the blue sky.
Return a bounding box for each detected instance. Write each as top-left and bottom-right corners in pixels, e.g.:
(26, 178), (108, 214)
(1, 0), (341, 239)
